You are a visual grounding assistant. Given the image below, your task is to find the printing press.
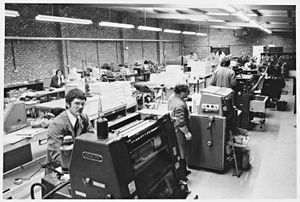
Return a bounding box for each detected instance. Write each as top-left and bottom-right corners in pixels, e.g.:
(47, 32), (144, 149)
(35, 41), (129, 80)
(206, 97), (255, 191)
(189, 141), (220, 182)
(40, 111), (189, 199)
(188, 86), (236, 171)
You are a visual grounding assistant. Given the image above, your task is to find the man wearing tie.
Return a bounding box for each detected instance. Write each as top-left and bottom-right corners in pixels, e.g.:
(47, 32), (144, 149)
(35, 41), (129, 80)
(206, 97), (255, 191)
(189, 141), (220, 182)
(46, 88), (94, 166)
(50, 69), (65, 88)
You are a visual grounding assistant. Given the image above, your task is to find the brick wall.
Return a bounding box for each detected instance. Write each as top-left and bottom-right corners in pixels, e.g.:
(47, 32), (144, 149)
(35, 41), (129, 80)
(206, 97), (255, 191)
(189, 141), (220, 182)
(4, 4), (296, 85)
(4, 4), (182, 85)
(183, 26), (296, 59)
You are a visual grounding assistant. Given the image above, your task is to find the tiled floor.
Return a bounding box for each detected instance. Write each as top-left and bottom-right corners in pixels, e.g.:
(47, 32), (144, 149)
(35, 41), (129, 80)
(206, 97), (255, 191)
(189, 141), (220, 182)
(186, 78), (297, 199)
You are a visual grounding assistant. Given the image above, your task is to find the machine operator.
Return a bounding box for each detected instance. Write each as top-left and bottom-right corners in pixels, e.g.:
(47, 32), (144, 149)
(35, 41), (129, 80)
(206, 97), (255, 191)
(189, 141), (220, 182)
(46, 88), (94, 167)
(50, 69), (65, 88)
(210, 56), (237, 89)
(168, 83), (192, 181)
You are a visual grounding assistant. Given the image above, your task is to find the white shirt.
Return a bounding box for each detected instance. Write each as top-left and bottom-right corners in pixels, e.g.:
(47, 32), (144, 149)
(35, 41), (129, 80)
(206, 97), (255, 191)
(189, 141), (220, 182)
(66, 110), (78, 128)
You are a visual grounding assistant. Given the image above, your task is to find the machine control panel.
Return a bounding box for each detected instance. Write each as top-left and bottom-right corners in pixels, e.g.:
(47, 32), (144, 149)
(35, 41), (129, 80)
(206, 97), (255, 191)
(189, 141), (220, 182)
(201, 103), (219, 112)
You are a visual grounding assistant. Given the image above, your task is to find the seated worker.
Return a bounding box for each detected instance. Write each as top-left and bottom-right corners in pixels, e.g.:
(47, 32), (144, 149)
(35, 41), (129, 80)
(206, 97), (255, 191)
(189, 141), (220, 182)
(210, 56), (237, 89)
(50, 69), (65, 88)
(47, 88), (94, 168)
(187, 52), (198, 61)
(244, 58), (257, 70)
(168, 83), (192, 181)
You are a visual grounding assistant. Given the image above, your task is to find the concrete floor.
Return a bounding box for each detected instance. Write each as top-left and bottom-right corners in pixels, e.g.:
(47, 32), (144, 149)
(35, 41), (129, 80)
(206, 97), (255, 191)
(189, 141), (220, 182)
(186, 78), (297, 199)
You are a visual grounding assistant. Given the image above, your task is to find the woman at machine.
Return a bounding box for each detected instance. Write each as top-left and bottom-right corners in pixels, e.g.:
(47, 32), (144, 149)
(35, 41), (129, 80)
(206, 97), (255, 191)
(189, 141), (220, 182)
(50, 69), (65, 88)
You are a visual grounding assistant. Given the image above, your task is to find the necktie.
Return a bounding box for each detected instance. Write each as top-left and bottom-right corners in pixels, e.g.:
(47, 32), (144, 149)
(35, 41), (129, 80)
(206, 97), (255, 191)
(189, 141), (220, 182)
(74, 117), (80, 136)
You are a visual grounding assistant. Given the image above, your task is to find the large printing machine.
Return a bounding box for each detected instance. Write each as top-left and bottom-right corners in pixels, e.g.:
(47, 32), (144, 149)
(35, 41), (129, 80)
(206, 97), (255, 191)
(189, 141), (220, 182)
(40, 110), (190, 199)
(187, 86), (237, 172)
(233, 71), (269, 129)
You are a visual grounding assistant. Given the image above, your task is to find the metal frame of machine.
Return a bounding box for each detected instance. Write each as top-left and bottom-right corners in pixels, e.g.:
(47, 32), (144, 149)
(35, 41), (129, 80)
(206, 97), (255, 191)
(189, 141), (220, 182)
(41, 112), (189, 199)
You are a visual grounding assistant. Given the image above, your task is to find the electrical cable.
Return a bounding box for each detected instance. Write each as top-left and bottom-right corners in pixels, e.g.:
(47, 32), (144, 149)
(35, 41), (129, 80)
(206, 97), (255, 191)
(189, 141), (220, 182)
(42, 180), (71, 199)
(30, 183), (47, 199)
(16, 163), (42, 181)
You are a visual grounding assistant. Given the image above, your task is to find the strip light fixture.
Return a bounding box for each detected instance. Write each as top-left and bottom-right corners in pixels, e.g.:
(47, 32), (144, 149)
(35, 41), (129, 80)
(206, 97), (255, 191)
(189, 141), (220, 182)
(5, 10), (19, 17)
(196, 24), (207, 36)
(196, 33), (207, 36)
(210, 25), (242, 30)
(138, 26), (162, 32)
(182, 31), (196, 35)
(164, 29), (181, 34)
(206, 12), (230, 16)
(223, 6), (236, 13)
(138, 8), (162, 32)
(35, 15), (92, 25)
(99, 21), (134, 29)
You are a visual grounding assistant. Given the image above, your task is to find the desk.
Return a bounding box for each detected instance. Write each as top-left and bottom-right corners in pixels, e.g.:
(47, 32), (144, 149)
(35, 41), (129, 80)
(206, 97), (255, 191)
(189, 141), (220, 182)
(33, 87), (65, 98)
(125, 73), (138, 82)
(3, 126), (48, 173)
(3, 155), (46, 199)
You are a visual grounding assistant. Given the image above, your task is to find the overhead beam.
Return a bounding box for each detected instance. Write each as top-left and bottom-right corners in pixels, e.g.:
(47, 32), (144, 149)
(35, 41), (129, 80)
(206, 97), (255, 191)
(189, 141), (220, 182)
(236, 5), (295, 11)
(270, 29), (295, 32)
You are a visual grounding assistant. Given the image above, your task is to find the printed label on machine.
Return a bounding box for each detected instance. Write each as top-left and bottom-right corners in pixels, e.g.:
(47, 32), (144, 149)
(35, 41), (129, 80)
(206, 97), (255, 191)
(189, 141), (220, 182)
(75, 190), (86, 197)
(82, 151), (103, 162)
(93, 180), (106, 189)
(201, 103), (219, 112)
(128, 181), (136, 194)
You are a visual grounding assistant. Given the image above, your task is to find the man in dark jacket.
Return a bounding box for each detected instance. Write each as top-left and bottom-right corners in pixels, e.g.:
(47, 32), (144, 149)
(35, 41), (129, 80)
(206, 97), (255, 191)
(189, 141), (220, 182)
(168, 83), (192, 181)
(47, 88), (94, 166)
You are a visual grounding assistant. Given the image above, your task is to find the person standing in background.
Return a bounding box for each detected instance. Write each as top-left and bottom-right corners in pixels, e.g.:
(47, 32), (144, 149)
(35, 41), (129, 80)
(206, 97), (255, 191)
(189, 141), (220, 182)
(210, 56), (237, 89)
(168, 83), (192, 181)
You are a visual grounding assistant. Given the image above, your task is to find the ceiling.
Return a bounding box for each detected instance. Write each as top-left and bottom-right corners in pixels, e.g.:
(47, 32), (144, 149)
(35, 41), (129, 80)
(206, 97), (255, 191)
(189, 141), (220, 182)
(82, 4), (296, 33)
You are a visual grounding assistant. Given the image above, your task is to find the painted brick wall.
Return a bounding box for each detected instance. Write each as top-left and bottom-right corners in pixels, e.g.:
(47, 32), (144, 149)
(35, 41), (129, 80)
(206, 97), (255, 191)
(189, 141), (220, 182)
(127, 42), (143, 64)
(183, 26), (296, 59)
(5, 4), (62, 85)
(5, 4), (295, 85)
(164, 42), (181, 62)
(5, 4), (59, 37)
(4, 40), (61, 84)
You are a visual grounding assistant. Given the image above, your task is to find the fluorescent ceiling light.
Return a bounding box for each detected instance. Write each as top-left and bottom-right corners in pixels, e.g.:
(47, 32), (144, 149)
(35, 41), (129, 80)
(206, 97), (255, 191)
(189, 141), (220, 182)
(235, 11), (251, 22)
(206, 12), (230, 16)
(270, 22), (289, 25)
(138, 26), (162, 32)
(223, 6), (236, 13)
(231, 13), (257, 17)
(207, 19), (226, 23)
(35, 15), (92, 24)
(164, 29), (181, 34)
(5, 10), (19, 17)
(196, 33), (207, 36)
(210, 25), (242, 30)
(99, 21), (134, 29)
(182, 31), (196, 35)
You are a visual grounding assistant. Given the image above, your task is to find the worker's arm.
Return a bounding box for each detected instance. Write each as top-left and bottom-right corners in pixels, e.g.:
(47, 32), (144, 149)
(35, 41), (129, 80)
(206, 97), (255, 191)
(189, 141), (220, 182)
(81, 114), (95, 133)
(210, 72), (217, 86)
(230, 71), (237, 87)
(172, 105), (192, 140)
